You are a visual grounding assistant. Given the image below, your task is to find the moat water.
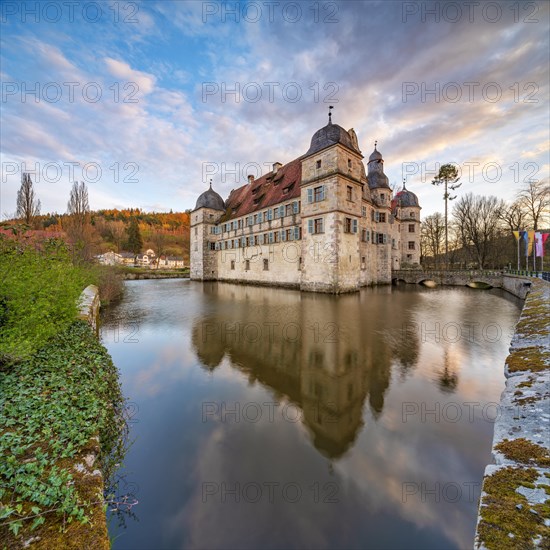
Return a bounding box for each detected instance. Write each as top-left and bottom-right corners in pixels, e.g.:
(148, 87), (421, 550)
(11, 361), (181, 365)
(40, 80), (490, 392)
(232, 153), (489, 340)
(101, 279), (522, 550)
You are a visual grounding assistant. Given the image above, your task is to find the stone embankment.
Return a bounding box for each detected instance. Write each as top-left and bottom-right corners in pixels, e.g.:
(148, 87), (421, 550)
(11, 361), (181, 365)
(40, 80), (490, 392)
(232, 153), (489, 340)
(475, 278), (550, 549)
(122, 270), (189, 280)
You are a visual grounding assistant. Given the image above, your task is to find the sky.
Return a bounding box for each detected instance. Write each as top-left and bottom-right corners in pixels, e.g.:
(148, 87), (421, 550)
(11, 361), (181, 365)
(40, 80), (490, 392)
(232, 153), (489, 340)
(1, 0), (549, 219)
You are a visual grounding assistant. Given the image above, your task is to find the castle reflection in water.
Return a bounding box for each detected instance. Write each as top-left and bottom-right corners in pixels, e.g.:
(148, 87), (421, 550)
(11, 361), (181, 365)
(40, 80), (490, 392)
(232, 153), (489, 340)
(192, 281), (421, 459)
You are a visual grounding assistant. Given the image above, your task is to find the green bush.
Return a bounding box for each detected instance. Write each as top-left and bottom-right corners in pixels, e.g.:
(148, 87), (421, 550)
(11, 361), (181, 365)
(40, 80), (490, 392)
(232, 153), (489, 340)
(0, 237), (91, 364)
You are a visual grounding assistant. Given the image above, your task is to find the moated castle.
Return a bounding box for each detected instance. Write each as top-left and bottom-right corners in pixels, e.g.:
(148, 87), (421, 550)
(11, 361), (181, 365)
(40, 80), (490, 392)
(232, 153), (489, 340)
(190, 116), (421, 293)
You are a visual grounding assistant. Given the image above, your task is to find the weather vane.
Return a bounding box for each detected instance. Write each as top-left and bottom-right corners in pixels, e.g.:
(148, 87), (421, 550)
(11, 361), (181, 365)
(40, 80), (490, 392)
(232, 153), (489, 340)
(328, 105), (333, 123)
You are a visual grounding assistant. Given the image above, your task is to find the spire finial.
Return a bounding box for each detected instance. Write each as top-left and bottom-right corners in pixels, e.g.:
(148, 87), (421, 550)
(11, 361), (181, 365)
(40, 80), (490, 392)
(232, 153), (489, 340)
(328, 105), (333, 124)
(374, 140), (378, 150)
(402, 177), (407, 190)
(209, 179), (212, 189)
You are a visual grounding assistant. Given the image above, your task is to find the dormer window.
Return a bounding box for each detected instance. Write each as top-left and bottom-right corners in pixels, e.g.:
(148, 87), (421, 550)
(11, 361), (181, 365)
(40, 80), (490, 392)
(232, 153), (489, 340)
(251, 186), (260, 195)
(283, 183), (294, 195)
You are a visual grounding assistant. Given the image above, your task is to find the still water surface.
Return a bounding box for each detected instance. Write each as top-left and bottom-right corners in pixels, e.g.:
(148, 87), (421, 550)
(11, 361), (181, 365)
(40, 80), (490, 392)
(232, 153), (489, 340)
(101, 279), (522, 550)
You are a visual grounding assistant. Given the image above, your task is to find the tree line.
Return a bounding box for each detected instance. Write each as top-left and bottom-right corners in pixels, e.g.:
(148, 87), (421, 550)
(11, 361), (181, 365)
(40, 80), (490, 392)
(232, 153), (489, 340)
(10, 174), (190, 263)
(421, 173), (549, 270)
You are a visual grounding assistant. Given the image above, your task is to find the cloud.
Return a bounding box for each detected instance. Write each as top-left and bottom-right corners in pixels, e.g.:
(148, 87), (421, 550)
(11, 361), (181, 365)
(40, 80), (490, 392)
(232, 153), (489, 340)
(104, 57), (156, 94)
(1, 1), (548, 217)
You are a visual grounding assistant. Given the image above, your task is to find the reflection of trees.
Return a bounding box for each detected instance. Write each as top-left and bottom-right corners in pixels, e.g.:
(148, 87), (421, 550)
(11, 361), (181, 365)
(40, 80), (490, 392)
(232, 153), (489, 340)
(191, 283), (421, 459)
(437, 349), (458, 394)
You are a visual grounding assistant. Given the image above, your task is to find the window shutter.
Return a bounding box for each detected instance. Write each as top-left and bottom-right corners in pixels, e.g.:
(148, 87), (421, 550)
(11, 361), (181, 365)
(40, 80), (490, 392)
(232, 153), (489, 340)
(281, 230), (286, 242)
(269, 232), (273, 243)
(293, 201), (298, 213)
(294, 226), (300, 240)
(308, 220), (314, 234)
(383, 234), (388, 244)
(267, 209), (272, 220)
(321, 185), (326, 200)
(367, 230), (370, 242)
(279, 205), (285, 218)
(307, 188), (313, 203)
(259, 234), (264, 245)
(241, 237), (246, 247)
(352, 219), (358, 233)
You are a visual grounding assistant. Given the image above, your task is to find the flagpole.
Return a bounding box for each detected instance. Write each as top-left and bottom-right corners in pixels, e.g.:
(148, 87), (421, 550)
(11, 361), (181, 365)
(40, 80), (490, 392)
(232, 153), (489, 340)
(517, 229), (520, 271)
(533, 233), (537, 271)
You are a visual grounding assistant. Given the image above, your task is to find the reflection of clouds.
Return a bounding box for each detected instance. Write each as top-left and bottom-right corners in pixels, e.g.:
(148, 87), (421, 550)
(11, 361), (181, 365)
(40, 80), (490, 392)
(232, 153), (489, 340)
(102, 281), (522, 549)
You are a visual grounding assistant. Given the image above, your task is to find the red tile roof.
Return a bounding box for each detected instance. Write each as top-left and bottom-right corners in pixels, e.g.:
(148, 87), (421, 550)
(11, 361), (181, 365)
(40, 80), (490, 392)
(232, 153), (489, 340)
(223, 157), (302, 220)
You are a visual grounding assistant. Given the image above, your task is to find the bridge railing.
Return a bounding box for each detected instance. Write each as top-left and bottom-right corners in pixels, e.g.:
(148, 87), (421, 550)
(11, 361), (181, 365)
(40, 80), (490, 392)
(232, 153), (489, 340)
(505, 269), (550, 281)
(393, 269), (549, 282)
(392, 269), (504, 277)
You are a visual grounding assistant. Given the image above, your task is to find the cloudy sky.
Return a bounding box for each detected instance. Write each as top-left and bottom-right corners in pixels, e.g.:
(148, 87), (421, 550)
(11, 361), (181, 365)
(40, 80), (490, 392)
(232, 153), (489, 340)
(1, 0), (548, 218)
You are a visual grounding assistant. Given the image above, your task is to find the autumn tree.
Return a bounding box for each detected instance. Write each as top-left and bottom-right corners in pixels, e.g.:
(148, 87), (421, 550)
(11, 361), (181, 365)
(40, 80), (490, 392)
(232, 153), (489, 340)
(126, 217), (143, 259)
(432, 164), (461, 268)
(16, 173), (41, 226)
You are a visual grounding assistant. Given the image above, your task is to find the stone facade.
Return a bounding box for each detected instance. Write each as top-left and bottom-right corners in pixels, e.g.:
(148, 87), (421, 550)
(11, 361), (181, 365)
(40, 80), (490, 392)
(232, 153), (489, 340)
(191, 120), (421, 293)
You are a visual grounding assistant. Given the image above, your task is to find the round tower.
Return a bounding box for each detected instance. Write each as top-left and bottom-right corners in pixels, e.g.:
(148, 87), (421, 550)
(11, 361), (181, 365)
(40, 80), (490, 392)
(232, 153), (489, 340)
(190, 181), (225, 280)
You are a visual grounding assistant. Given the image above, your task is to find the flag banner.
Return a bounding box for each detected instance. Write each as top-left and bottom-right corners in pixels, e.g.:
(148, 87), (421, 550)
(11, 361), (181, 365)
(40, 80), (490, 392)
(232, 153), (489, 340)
(542, 233), (550, 245)
(527, 231), (535, 256)
(513, 230), (520, 242)
(535, 232), (543, 257)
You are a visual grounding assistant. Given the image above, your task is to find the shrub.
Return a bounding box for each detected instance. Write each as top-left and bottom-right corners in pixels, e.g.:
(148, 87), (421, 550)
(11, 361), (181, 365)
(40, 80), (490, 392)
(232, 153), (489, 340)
(0, 237), (90, 364)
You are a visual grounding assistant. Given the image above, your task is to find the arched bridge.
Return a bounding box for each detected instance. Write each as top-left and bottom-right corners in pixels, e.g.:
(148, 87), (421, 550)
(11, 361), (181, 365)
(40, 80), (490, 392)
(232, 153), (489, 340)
(391, 270), (537, 298)
(392, 270), (503, 287)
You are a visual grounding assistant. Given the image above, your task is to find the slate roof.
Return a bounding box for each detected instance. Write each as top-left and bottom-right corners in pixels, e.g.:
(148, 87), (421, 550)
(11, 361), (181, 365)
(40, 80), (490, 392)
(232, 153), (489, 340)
(194, 185), (225, 211)
(392, 188), (420, 208)
(222, 157), (302, 221)
(305, 121), (361, 157)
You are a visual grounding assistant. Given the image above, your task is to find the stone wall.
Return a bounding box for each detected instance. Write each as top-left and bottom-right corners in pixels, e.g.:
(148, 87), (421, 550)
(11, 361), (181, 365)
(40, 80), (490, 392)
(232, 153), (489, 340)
(474, 278), (550, 549)
(77, 284), (100, 335)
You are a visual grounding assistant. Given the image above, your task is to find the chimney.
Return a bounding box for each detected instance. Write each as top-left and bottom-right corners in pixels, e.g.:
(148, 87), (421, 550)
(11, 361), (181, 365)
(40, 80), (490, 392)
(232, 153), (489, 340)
(248, 174), (255, 185)
(273, 162), (282, 173)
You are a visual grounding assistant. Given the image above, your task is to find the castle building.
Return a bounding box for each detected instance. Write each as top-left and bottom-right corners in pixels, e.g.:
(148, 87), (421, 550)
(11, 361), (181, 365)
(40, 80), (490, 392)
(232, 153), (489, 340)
(190, 116), (421, 293)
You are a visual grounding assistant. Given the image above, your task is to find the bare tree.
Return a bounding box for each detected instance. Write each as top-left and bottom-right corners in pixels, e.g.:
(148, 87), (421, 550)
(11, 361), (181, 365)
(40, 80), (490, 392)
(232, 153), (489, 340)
(517, 179), (550, 230)
(151, 226), (167, 268)
(65, 181), (92, 260)
(421, 213), (445, 268)
(452, 193), (505, 269)
(108, 220), (126, 252)
(499, 199), (527, 233)
(16, 173), (41, 225)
